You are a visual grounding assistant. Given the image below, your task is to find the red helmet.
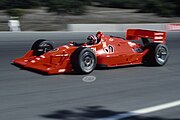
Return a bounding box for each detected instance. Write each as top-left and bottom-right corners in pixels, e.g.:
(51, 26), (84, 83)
(96, 31), (104, 40)
(87, 35), (97, 45)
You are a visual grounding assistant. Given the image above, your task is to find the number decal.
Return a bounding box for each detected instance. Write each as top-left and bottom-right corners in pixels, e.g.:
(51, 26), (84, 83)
(104, 45), (114, 54)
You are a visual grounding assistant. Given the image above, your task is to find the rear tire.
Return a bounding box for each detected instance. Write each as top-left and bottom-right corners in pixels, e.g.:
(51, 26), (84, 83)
(143, 43), (169, 66)
(31, 39), (54, 56)
(71, 47), (97, 74)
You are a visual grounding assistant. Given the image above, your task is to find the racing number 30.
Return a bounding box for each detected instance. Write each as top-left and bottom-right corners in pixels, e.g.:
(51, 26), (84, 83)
(104, 45), (114, 54)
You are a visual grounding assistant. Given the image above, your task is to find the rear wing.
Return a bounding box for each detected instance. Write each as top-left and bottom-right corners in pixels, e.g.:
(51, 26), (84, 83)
(126, 29), (166, 44)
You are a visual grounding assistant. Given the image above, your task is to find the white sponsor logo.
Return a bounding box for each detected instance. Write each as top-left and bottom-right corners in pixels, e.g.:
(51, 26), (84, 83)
(36, 57), (41, 60)
(91, 47), (96, 52)
(102, 42), (106, 48)
(55, 54), (69, 57)
(31, 60), (36, 63)
(128, 42), (136, 47)
(154, 33), (164, 35)
(58, 69), (65, 73)
(154, 36), (163, 40)
(40, 55), (45, 58)
(63, 45), (69, 49)
(154, 41), (163, 43)
(109, 38), (114, 41)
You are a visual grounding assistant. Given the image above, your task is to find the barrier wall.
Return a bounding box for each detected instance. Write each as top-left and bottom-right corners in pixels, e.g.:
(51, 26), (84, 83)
(167, 24), (180, 31)
(68, 23), (180, 32)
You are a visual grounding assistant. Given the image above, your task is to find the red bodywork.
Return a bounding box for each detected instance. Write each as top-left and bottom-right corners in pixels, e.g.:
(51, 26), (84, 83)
(13, 29), (166, 74)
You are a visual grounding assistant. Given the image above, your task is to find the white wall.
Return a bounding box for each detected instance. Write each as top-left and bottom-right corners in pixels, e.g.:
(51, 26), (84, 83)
(68, 23), (170, 32)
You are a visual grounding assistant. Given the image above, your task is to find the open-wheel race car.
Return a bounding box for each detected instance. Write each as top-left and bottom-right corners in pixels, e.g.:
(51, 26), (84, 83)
(12, 29), (169, 74)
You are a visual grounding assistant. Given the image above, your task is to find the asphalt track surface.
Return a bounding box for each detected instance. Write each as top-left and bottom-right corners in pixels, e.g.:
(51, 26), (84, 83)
(0, 31), (180, 120)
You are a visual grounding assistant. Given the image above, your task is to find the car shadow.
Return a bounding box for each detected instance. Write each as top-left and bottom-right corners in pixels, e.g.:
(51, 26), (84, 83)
(95, 64), (143, 70)
(40, 106), (179, 120)
(12, 62), (162, 76)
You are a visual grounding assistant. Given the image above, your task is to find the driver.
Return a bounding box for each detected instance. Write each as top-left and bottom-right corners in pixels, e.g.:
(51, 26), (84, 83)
(87, 35), (97, 45)
(96, 31), (103, 41)
(87, 32), (104, 45)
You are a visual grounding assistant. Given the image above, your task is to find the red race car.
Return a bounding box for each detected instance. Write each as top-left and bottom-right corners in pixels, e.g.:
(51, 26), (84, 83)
(12, 29), (169, 74)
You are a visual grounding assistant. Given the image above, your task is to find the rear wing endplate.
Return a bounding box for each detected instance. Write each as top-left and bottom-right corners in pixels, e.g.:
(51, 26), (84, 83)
(126, 29), (166, 44)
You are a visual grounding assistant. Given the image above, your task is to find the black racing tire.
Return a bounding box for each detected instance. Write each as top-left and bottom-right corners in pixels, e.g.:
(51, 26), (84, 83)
(143, 43), (169, 66)
(71, 47), (97, 74)
(31, 39), (54, 56)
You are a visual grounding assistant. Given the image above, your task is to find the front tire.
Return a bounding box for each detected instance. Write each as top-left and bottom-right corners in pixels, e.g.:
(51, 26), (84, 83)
(143, 43), (169, 66)
(71, 47), (97, 74)
(31, 39), (54, 56)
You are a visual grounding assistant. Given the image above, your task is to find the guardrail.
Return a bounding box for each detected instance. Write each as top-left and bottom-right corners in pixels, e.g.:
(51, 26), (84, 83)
(68, 23), (180, 32)
(167, 24), (180, 31)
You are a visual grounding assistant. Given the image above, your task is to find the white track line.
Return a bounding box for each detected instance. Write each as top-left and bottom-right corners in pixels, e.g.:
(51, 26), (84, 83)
(97, 100), (180, 120)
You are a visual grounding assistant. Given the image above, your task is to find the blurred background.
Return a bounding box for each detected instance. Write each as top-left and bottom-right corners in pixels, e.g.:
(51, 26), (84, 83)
(0, 0), (180, 31)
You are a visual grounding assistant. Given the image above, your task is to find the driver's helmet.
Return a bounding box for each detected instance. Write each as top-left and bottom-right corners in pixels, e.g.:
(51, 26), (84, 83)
(87, 35), (97, 45)
(96, 31), (103, 39)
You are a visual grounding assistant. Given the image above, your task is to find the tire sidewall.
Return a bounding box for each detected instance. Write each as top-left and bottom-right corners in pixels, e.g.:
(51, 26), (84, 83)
(155, 44), (169, 66)
(79, 49), (96, 73)
(71, 47), (97, 74)
(32, 39), (54, 56)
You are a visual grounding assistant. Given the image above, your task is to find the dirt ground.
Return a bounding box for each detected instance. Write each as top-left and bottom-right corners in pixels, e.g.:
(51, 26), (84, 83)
(0, 6), (180, 31)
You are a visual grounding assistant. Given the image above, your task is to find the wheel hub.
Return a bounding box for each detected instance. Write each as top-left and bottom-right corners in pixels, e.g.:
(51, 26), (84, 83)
(157, 46), (167, 63)
(84, 56), (93, 67)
